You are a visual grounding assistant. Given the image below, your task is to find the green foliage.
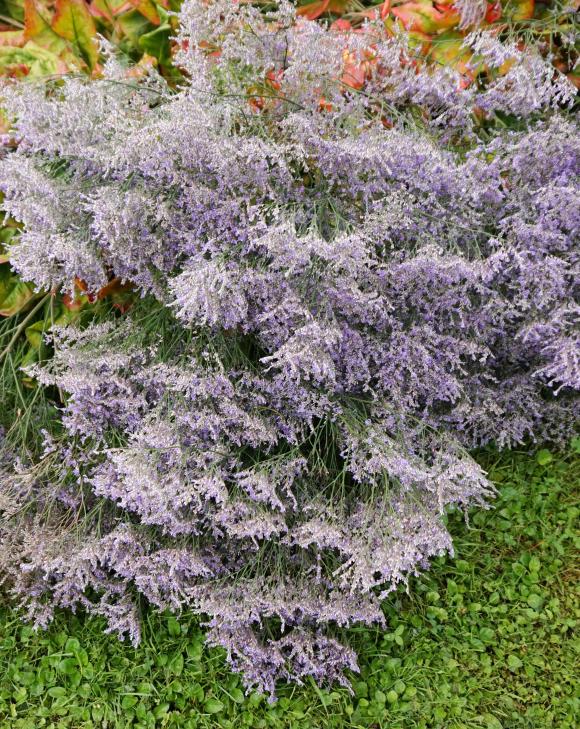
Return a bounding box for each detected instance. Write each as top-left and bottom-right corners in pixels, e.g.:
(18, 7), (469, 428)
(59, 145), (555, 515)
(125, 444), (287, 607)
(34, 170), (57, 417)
(0, 41), (63, 78)
(0, 447), (577, 728)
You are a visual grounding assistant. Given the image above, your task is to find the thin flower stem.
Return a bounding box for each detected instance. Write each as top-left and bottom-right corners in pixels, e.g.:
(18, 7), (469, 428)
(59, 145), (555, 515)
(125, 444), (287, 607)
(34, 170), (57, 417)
(0, 293), (51, 366)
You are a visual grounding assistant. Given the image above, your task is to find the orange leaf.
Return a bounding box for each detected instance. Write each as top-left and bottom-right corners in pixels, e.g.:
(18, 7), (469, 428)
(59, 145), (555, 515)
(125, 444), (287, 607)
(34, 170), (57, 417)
(24, 0), (55, 41)
(96, 276), (134, 300)
(297, 0), (351, 21)
(342, 61), (366, 89)
(62, 292), (87, 311)
(567, 71), (580, 90)
(484, 1), (502, 22)
(129, 0), (161, 25)
(330, 18), (352, 31)
(89, 0), (134, 21)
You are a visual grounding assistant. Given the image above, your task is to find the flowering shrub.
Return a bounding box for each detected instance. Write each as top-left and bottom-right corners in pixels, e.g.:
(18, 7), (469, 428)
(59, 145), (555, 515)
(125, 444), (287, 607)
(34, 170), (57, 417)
(0, 0), (578, 697)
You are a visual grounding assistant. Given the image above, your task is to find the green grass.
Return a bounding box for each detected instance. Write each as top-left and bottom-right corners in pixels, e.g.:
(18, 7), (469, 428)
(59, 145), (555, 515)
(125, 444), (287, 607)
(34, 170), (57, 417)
(1, 446), (578, 729)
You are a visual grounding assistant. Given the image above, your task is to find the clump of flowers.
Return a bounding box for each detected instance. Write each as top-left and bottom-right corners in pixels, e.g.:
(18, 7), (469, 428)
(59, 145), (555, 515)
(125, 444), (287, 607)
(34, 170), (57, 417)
(0, 0), (578, 698)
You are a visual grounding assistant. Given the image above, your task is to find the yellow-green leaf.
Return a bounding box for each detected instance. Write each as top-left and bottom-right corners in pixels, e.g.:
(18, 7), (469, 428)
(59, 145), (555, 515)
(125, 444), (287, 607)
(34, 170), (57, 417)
(0, 30), (25, 47)
(116, 9), (152, 45)
(23, 0), (67, 55)
(428, 31), (477, 79)
(0, 226), (18, 263)
(0, 265), (35, 316)
(0, 39), (64, 77)
(129, 0), (160, 25)
(51, 0), (97, 70)
(503, 0), (535, 21)
(24, 0), (51, 39)
(24, 318), (46, 349)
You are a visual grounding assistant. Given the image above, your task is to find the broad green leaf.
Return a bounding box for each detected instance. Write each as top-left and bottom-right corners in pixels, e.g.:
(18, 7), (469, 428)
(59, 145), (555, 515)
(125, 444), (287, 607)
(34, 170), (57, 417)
(25, 319), (46, 349)
(47, 686), (67, 698)
(57, 657), (79, 676)
(203, 698), (224, 714)
(138, 22), (170, 64)
(374, 689), (386, 704)
(536, 449), (553, 466)
(14, 671), (35, 686)
(121, 694), (138, 709)
(229, 688), (244, 704)
(166, 616), (180, 637)
(483, 716), (503, 729)
(479, 627), (495, 643)
(153, 703), (170, 719)
(507, 654), (523, 671)
(65, 637), (81, 652)
(168, 652), (184, 676)
(0, 226), (18, 263)
(190, 682), (204, 702)
(527, 593), (543, 610)
(51, 0), (97, 70)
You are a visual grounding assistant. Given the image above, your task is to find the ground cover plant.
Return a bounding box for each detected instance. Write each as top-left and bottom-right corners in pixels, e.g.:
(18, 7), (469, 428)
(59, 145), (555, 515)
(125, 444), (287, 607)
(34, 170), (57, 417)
(0, 0), (578, 700)
(0, 445), (578, 727)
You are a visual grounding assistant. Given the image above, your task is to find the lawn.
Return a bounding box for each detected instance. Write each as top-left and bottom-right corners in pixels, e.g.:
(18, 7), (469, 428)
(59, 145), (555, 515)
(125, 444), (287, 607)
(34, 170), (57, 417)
(1, 444), (578, 729)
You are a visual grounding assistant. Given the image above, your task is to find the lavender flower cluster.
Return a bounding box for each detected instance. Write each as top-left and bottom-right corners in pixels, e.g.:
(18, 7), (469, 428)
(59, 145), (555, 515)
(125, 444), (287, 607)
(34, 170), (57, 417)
(0, 0), (578, 697)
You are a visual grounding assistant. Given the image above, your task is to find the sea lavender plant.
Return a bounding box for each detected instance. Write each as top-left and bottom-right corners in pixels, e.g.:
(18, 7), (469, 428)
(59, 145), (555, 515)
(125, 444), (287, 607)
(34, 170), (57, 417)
(0, 0), (578, 698)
